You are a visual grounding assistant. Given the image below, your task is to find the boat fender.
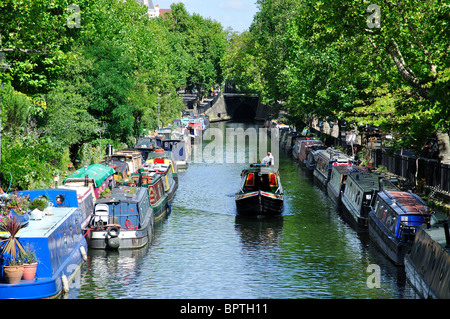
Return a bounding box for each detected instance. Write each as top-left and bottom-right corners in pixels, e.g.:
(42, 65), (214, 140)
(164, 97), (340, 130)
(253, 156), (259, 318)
(107, 236), (120, 249)
(61, 275), (69, 293)
(168, 203), (171, 216)
(107, 226), (120, 238)
(80, 246), (87, 261)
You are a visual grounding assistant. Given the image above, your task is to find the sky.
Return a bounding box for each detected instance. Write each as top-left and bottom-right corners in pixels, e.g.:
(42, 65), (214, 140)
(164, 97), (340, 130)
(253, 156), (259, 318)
(154, 0), (259, 33)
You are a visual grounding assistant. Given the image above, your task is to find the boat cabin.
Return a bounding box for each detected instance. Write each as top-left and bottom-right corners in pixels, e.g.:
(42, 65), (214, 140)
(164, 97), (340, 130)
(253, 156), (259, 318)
(327, 165), (367, 204)
(91, 186), (151, 230)
(313, 148), (353, 190)
(63, 164), (116, 199)
(341, 172), (381, 227)
(297, 139), (326, 164)
(241, 166), (281, 193)
(371, 191), (431, 243)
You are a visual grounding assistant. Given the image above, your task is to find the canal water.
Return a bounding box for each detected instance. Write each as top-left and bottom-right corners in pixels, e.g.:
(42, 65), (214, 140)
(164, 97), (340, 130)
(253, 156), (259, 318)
(70, 122), (418, 299)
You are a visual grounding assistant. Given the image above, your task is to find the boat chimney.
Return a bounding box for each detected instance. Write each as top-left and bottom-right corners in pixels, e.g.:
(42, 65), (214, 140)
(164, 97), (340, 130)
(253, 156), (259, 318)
(444, 220), (450, 248)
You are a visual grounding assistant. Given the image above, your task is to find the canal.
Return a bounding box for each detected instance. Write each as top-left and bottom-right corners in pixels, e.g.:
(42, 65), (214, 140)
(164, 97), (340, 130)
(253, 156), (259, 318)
(70, 122), (418, 299)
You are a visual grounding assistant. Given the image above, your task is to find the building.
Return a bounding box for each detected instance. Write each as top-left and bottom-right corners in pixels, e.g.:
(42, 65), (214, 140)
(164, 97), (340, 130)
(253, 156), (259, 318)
(136, 0), (171, 19)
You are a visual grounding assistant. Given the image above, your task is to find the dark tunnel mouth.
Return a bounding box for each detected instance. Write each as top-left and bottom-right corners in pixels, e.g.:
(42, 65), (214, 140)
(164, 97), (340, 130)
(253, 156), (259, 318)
(232, 104), (257, 122)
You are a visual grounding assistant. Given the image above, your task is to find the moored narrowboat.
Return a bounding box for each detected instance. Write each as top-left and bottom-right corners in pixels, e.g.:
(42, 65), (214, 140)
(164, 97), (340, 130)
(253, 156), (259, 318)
(235, 164), (284, 216)
(327, 165), (367, 206)
(297, 139), (325, 165)
(0, 189), (87, 299)
(404, 212), (450, 299)
(63, 164), (116, 199)
(143, 154), (178, 202)
(124, 171), (170, 223)
(340, 172), (381, 228)
(368, 190), (431, 265)
(313, 148), (353, 191)
(84, 186), (154, 250)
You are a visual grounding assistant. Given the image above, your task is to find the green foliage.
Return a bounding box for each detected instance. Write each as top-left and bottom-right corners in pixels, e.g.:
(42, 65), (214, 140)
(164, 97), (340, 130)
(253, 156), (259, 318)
(225, 0), (450, 153)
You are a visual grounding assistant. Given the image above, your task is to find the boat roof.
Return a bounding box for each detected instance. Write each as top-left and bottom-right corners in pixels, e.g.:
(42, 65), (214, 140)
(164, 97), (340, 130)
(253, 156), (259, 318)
(331, 165), (366, 175)
(241, 164), (279, 175)
(347, 172), (380, 191)
(64, 164), (115, 188)
(378, 190), (429, 216)
(96, 186), (147, 205)
(15, 207), (78, 238)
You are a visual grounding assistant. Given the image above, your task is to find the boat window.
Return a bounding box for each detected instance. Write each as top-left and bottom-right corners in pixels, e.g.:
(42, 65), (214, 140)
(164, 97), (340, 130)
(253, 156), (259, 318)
(245, 173), (255, 187)
(269, 174), (278, 187)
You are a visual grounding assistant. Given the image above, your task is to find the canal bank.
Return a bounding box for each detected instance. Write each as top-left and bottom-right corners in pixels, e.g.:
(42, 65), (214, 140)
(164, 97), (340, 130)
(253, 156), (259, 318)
(72, 122), (418, 299)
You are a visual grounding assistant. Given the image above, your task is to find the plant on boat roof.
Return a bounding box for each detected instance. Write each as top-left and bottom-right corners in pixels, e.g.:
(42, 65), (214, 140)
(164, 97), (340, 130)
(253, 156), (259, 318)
(29, 196), (48, 211)
(5, 195), (30, 214)
(0, 216), (26, 265)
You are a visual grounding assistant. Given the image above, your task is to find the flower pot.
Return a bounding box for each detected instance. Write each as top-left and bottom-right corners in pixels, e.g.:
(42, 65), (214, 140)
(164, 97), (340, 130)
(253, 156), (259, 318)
(3, 265), (24, 284)
(22, 263), (38, 281)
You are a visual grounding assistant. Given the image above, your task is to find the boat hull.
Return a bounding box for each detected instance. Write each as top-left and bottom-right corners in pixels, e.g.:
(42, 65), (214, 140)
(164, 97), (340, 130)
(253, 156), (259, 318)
(86, 211), (154, 250)
(368, 211), (409, 265)
(235, 191), (283, 216)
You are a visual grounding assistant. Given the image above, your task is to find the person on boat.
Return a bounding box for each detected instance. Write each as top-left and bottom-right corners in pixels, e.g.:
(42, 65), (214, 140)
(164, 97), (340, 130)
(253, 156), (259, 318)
(262, 152), (274, 166)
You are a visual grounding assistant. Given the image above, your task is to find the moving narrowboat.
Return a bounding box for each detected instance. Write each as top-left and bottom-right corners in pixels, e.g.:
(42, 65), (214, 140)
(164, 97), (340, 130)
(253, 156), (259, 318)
(327, 165), (367, 206)
(368, 190), (432, 265)
(63, 164), (116, 199)
(0, 189), (88, 299)
(84, 186), (154, 250)
(313, 148), (353, 191)
(235, 164), (284, 216)
(404, 212), (450, 299)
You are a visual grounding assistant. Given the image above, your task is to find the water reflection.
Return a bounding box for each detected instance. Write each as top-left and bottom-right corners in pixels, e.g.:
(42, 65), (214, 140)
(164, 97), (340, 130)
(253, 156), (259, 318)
(72, 122), (418, 299)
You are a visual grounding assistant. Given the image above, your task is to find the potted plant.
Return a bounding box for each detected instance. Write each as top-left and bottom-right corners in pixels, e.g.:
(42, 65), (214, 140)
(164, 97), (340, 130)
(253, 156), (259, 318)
(21, 244), (38, 281)
(0, 216), (26, 284)
(29, 196), (48, 211)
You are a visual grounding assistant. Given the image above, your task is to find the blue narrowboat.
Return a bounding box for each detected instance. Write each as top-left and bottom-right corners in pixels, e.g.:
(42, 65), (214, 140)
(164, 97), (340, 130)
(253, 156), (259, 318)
(0, 189), (87, 299)
(84, 186), (154, 250)
(368, 190), (431, 265)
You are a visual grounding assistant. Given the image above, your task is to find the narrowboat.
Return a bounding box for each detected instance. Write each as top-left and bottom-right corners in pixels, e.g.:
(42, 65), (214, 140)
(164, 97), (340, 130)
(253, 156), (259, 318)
(159, 137), (191, 170)
(368, 190), (432, 265)
(327, 165), (367, 206)
(63, 164), (116, 199)
(341, 173), (400, 228)
(235, 164), (284, 216)
(121, 171), (170, 223)
(134, 136), (157, 161)
(103, 149), (143, 178)
(0, 190), (87, 299)
(19, 188), (94, 229)
(297, 139), (325, 166)
(145, 149), (179, 182)
(404, 212), (450, 299)
(144, 150), (178, 201)
(313, 148), (353, 191)
(304, 149), (322, 177)
(84, 186), (154, 250)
